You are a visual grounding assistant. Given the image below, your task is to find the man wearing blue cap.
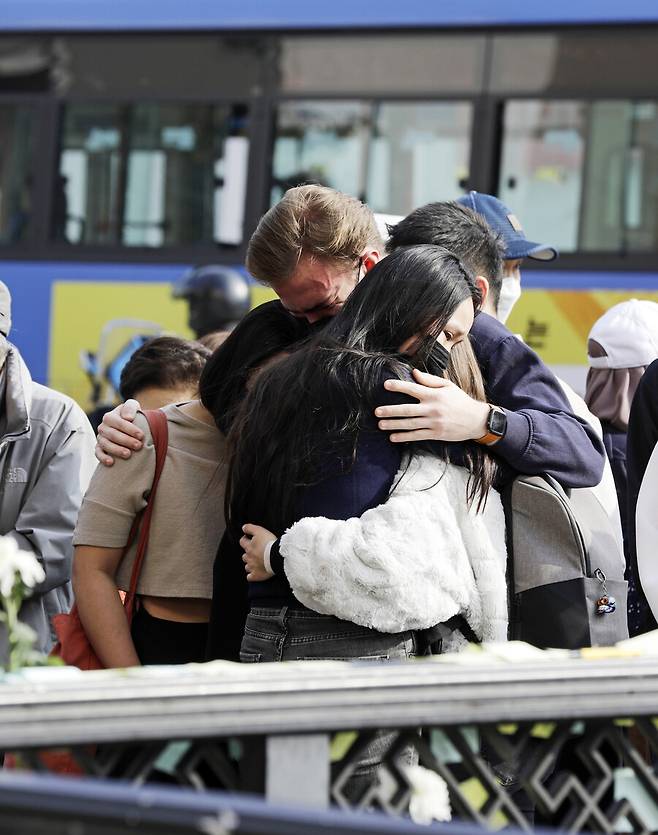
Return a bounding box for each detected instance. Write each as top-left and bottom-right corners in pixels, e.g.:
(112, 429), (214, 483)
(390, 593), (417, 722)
(379, 195), (604, 487)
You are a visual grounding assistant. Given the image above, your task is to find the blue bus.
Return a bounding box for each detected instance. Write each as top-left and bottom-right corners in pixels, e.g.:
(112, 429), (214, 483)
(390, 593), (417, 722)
(3, 0), (658, 404)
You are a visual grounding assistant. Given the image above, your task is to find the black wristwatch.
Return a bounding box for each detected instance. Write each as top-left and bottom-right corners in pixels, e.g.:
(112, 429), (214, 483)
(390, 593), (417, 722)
(476, 405), (507, 446)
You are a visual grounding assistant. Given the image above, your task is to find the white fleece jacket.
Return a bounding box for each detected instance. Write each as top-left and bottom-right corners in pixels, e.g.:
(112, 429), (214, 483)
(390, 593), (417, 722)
(279, 454), (508, 641)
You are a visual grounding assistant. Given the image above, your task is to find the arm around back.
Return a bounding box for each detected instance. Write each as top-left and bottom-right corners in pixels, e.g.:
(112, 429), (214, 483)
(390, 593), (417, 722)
(471, 314), (605, 488)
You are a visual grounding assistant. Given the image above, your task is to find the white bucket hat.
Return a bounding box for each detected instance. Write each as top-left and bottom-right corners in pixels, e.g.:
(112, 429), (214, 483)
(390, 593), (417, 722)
(588, 299), (658, 369)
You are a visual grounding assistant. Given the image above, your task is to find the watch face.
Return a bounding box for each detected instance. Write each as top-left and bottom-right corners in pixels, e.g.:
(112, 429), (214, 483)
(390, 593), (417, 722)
(488, 408), (507, 437)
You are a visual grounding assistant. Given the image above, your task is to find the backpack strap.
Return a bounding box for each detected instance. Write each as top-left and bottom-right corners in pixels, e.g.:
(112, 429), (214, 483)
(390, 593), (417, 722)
(414, 615), (480, 655)
(123, 409), (169, 623)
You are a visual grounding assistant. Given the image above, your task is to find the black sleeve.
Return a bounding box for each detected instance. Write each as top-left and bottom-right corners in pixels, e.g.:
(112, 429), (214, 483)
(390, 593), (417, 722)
(626, 359), (658, 633)
(269, 538), (284, 575)
(205, 531), (250, 662)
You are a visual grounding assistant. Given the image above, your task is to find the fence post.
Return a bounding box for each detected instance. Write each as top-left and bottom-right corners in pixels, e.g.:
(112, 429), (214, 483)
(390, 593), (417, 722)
(265, 733), (330, 808)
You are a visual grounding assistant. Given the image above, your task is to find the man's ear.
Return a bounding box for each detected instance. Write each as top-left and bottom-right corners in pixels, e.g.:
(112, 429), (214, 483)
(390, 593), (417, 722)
(362, 249), (381, 273)
(475, 275), (491, 309)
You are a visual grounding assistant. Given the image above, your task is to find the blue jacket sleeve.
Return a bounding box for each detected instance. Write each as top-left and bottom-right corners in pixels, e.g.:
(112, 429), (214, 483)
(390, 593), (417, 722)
(472, 316), (605, 488)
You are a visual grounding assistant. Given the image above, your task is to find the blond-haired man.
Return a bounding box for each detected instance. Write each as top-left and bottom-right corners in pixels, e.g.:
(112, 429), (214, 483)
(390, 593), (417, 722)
(246, 185), (382, 323)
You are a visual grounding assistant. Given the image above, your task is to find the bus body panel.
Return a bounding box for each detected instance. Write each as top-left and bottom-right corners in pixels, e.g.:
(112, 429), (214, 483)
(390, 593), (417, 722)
(4, 260), (657, 406)
(5, 0), (658, 31)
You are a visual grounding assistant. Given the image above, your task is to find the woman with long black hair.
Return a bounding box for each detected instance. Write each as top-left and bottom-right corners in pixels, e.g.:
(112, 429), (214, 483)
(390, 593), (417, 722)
(221, 244), (505, 667)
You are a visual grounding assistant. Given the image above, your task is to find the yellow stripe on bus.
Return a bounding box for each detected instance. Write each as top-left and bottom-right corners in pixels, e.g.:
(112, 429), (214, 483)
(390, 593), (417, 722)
(49, 281), (193, 408)
(49, 281), (658, 409)
(507, 290), (658, 365)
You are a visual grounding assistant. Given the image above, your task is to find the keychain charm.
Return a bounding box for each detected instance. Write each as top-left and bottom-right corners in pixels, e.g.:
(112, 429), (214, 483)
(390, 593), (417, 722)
(594, 568), (616, 615)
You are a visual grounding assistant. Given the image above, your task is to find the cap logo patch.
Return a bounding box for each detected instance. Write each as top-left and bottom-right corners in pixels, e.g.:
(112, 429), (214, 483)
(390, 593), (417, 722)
(507, 214), (524, 232)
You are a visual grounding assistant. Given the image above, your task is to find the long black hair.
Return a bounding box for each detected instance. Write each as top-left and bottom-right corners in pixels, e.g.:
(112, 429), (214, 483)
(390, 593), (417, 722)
(199, 300), (310, 435)
(226, 245), (492, 537)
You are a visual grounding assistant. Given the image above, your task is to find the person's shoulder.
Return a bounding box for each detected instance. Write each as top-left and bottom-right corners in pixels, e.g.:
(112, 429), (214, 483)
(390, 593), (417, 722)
(132, 410), (156, 446)
(470, 313), (521, 366)
(470, 311), (509, 338)
(370, 361), (415, 408)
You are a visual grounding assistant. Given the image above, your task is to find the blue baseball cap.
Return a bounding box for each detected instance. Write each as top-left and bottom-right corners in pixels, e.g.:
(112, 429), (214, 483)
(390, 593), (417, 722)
(456, 191), (558, 262)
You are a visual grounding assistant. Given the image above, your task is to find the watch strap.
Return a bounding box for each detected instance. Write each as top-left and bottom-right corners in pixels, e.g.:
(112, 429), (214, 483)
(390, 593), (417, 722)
(476, 405), (505, 446)
(476, 430), (501, 446)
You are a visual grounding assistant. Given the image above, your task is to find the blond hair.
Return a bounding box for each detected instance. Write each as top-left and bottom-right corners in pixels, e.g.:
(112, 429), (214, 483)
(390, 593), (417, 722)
(447, 336), (487, 403)
(246, 185), (383, 286)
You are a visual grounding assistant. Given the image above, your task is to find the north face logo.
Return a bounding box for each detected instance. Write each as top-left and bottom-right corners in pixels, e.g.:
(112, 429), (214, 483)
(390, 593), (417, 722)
(5, 468), (27, 484)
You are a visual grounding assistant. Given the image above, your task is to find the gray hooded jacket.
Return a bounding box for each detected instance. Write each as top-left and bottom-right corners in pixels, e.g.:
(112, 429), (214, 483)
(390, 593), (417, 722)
(0, 344), (95, 657)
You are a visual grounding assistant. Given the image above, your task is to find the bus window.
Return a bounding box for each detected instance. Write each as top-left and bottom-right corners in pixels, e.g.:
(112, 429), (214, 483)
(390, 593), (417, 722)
(499, 100), (584, 252)
(271, 101), (370, 205)
(58, 103), (122, 245)
(499, 99), (658, 253)
(367, 102), (471, 214)
(0, 104), (35, 245)
(272, 100), (472, 215)
(56, 102), (249, 247)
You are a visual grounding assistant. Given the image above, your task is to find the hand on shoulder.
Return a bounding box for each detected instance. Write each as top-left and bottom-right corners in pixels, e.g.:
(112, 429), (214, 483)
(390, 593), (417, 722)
(95, 399), (144, 466)
(374, 369), (490, 444)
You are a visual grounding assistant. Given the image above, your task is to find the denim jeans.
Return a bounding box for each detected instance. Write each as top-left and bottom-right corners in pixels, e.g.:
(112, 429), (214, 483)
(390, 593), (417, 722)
(240, 606), (417, 802)
(240, 606), (416, 663)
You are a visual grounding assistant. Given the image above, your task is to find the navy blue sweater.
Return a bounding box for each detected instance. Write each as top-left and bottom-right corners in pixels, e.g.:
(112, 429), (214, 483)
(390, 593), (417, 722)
(470, 313), (605, 488)
(206, 379), (414, 660)
(248, 380), (412, 608)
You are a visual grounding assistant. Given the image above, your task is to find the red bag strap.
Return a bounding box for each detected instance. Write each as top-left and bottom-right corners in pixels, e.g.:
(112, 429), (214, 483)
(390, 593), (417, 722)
(123, 409), (169, 622)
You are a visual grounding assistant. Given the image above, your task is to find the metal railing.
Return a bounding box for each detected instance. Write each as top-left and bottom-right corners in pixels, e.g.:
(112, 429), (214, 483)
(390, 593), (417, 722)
(2, 654), (658, 832)
(0, 771), (502, 835)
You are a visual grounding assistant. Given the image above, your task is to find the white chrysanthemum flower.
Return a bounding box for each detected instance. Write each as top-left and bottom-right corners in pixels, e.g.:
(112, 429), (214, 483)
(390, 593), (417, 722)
(0, 536), (45, 598)
(11, 620), (38, 644)
(405, 765), (452, 825)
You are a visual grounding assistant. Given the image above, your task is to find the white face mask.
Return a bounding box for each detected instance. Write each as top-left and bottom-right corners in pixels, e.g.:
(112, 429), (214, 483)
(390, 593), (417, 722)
(496, 276), (522, 324)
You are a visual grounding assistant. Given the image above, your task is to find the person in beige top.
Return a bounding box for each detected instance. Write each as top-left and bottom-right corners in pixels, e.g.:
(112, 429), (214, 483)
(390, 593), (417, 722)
(82, 307), (312, 667)
(73, 337), (225, 667)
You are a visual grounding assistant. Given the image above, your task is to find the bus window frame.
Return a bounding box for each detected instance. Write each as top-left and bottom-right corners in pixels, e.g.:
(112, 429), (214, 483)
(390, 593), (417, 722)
(0, 93), (56, 251)
(492, 91), (658, 264)
(1, 26), (658, 273)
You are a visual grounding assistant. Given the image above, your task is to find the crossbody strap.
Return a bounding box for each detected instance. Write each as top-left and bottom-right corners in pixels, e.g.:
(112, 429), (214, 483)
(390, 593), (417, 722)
(123, 409), (169, 623)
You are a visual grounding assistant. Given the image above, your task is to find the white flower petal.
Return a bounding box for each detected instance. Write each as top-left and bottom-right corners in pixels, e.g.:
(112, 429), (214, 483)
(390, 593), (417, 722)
(405, 765), (452, 825)
(0, 536), (45, 597)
